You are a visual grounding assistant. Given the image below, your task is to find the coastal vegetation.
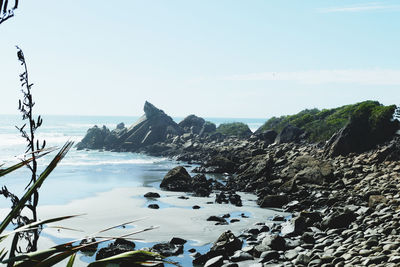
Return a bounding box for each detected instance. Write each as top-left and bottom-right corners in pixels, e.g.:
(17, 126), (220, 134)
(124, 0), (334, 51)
(216, 122), (252, 138)
(257, 100), (397, 142)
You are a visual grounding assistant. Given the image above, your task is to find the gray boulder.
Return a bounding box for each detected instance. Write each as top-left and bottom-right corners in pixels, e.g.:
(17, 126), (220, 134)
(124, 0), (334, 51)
(200, 121), (217, 136)
(211, 231), (242, 256)
(160, 166), (192, 192)
(178, 114), (206, 134)
(76, 125), (111, 150)
(275, 125), (304, 144)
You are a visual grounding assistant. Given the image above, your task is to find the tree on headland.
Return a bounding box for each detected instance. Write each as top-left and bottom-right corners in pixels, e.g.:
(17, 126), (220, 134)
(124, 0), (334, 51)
(0, 0), (19, 25)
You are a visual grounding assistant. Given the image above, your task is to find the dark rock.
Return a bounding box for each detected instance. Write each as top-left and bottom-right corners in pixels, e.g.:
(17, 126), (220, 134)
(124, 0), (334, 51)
(192, 205), (201, 209)
(79, 237), (98, 253)
(207, 216), (227, 223)
(261, 235), (286, 251)
(148, 204), (159, 209)
(76, 125), (111, 150)
(191, 174), (212, 197)
(322, 209), (357, 229)
(211, 231), (243, 256)
(178, 115), (206, 134)
(275, 125), (304, 144)
(144, 192), (160, 198)
(301, 232), (315, 244)
(204, 156), (237, 174)
(255, 130), (278, 144)
(95, 238), (135, 260)
(204, 255), (224, 267)
(160, 166), (192, 192)
(228, 193), (242, 207)
(258, 195), (289, 208)
(193, 250), (223, 266)
(215, 192), (229, 204)
(200, 121), (217, 136)
(170, 237), (187, 245)
(260, 251), (280, 262)
(151, 242), (183, 257)
(230, 251), (253, 262)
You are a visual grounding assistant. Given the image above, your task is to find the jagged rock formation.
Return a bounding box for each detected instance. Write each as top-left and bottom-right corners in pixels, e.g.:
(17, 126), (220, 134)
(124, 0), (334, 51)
(77, 101), (183, 151)
(118, 101), (183, 150)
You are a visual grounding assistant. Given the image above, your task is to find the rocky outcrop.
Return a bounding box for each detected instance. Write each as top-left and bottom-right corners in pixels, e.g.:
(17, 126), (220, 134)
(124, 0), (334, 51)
(76, 125), (111, 150)
(275, 124), (304, 144)
(325, 106), (399, 157)
(118, 101), (183, 150)
(77, 101), (183, 151)
(178, 114), (206, 134)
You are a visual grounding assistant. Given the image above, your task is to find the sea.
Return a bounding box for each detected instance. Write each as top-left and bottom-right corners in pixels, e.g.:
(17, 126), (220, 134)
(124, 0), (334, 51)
(0, 114), (266, 208)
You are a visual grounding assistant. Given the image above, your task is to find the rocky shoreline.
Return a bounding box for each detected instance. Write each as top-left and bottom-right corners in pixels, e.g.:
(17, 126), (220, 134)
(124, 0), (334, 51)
(77, 101), (400, 266)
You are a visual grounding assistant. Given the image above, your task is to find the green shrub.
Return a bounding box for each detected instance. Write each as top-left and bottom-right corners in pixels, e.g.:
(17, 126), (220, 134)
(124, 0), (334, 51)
(216, 122), (252, 138)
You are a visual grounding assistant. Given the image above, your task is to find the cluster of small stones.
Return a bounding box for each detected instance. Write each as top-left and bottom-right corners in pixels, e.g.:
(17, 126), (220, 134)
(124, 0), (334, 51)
(196, 143), (400, 267)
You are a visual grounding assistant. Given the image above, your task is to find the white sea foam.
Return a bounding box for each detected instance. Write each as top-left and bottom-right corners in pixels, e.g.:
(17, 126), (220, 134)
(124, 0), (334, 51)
(60, 158), (165, 166)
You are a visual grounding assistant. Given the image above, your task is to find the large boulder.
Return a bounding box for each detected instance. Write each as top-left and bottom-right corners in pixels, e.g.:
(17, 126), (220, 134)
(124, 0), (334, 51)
(160, 166), (192, 192)
(178, 115), (206, 134)
(325, 103), (398, 157)
(210, 230), (242, 256)
(256, 130), (278, 144)
(275, 125), (304, 144)
(199, 121), (217, 136)
(291, 155), (334, 185)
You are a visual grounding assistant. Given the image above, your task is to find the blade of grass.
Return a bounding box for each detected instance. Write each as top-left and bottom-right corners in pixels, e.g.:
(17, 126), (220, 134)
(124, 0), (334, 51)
(66, 253), (76, 267)
(0, 214), (84, 240)
(88, 217), (147, 237)
(87, 250), (164, 267)
(0, 146), (57, 177)
(0, 141), (73, 235)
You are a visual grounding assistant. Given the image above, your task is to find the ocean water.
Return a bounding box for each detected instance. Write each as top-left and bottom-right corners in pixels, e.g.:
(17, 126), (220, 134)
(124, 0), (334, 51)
(0, 115), (266, 207)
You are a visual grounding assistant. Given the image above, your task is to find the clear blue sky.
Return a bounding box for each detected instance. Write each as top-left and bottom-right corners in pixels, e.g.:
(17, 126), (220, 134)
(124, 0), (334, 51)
(1, 1), (399, 118)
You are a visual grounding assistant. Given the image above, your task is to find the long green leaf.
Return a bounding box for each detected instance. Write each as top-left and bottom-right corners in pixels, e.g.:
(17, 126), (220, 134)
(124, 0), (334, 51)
(66, 253), (76, 267)
(87, 250), (163, 267)
(0, 141), (73, 235)
(0, 147), (57, 177)
(0, 214), (84, 240)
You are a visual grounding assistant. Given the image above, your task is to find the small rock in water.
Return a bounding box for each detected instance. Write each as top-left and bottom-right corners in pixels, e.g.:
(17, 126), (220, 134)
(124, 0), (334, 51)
(148, 204), (159, 209)
(192, 205), (201, 209)
(178, 195), (189, 199)
(144, 192), (160, 198)
(170, 237), (187, 245)
(207, 216), (227, 223)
